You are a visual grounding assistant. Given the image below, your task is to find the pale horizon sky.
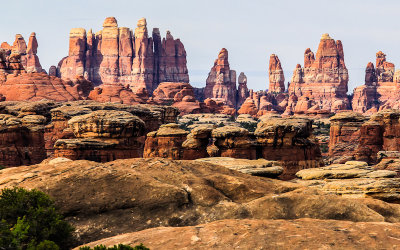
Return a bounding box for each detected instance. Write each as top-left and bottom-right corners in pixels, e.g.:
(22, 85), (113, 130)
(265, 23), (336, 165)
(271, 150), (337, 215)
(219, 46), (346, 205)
(1, 0), (400, 93)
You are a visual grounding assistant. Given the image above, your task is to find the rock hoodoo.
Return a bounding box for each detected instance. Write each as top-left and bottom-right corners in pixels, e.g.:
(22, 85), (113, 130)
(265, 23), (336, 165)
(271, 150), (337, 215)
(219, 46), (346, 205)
(57, 17), (189, 94)
(352, 51), (400, 113)
(204, 48), (238, 108)
(287, 34), (350, 114)
(268, 54), (285, 93)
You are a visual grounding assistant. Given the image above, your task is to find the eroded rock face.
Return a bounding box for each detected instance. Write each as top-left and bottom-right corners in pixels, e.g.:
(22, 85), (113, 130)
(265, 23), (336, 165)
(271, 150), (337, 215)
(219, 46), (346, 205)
(146, 117), (322, 179)
(328, 112), (367, 163)
(356, 110), (400, 164)
(58, 17), (189, 94)
(0, 72), (93, 102)
(1, 33), (43, 73)
(0, 114), (46, 167)
(78, 218), (400, 249)
(255, 117), (323, 179)
(296, 161), (400, 203)
(143, 123), (188, 159)
(0, 101), (179, 163)
(54, 110), (146, 161)
(151, 82), (203, 114)
(204, 48), (237, 107)
(327, 110), (400, 165)
(237, 72), (249, 108)
(352, 52), (400, 113)
(268, 54), (285, 93)
(288, 34), (349, 114)
(4, 157), (400, 245)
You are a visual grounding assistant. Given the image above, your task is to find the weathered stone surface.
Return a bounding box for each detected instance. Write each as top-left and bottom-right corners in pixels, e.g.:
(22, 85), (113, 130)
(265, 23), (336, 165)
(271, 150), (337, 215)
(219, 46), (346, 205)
(352, 52), (400, 114)
(296, 161), (396, 180)
(4, 157), (400, 244)
(255, 117), (323, 179)
(288, 34), (349, 113)
(237, 72), (249, 108)
(328, 112), (367, 163)
(151, 82), (203, 114)
(212, 126), (256, 159)
(143, 123), (188, 159)
(237, 97), (258, 117)
(54, 110), (146, 161)
(0, 72), (92, 101)
(268, 54), (285, 93)
(77, 218), (400, 249)
(58, 17), (189, 95)
(196, 157), (283, 177)
(0, 113), (46, 167)
(25, 32), (43, 73)
(88, 84), (148, 104)
(204, 48), (237, 107)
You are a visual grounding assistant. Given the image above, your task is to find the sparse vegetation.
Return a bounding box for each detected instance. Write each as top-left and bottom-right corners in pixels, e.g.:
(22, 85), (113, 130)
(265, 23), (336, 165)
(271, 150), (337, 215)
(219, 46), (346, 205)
(239, 122), (258, 133)
(0, 187), (74, 249)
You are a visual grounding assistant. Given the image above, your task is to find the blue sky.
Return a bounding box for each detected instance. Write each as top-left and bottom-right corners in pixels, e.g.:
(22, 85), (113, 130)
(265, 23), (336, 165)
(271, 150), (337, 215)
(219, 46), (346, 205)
(2, 0), (400, 92)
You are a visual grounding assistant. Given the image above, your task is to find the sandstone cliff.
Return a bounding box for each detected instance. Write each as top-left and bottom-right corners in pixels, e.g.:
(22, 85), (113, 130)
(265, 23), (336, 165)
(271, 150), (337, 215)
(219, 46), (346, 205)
(57, 17), (189, 95)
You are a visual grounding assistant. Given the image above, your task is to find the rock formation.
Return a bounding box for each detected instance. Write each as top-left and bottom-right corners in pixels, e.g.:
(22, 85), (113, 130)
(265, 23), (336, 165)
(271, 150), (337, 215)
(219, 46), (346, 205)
(204, 48), (238, 107)
(0, 113), (46, 167)
(144, 117), (322, 179)
(25, 32), (43, 73)
(327, 109), (400, 165)
(237, 72), (249, 107)
(268, 54), (285, 93)
(57, 17), (189, 94)
(152, 82), (203, 114)
(0, 72), (93, 102)
(352, 51), (400, 113)
(54, 110), (146, 161)
(287, 34), (350, 114)
(3, 157), (400, 246)
(255, 117), (323, 179)
(0, 101), (179, 165)
(143, 123), (188, 159)
(79, 218), (400, 249)
(328, 112), (367, 163)
(1, 33), (43, 73)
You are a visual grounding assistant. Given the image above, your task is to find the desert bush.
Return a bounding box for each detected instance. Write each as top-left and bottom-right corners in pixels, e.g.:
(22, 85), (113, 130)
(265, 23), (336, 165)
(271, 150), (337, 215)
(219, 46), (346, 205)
(0, 187), (74, 249)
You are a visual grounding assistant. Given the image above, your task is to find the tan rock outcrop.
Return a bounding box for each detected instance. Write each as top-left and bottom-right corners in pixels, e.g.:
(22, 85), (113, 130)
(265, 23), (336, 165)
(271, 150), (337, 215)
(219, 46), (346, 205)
(3, 157), (400, 244)
(0, 113), (46, 167)
(255, 117), (323, 179)
(78, 218), (400, 249)
(54, 110), (146, 161)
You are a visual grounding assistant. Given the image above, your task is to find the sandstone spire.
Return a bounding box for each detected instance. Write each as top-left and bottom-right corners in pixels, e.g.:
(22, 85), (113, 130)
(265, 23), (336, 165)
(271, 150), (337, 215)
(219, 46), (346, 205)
(204, 48), (237, 107)
(26, 32), (43, 73)
(268, 54), (285, 93)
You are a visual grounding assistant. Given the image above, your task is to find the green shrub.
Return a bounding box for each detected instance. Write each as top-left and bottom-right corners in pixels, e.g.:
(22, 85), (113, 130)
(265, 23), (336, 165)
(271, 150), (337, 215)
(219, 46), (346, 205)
(239, 122), (257, 133)
(0, 187), (74, 249)
(80, 243), (149, 250)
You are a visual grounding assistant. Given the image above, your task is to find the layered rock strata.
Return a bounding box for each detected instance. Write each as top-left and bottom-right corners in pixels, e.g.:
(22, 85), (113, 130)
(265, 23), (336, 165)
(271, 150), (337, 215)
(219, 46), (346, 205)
(54, 110), (146, 161)
(255, 117), (323, 179)
(145, 117), (322, 179)
(352, 51), (400, 113)
(204, 48), (238, 107)
(0, 73), (93, 101)
(0, 113), (46, 167)
(57, 17), (189, 94)
(287, 34), (350, 114)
